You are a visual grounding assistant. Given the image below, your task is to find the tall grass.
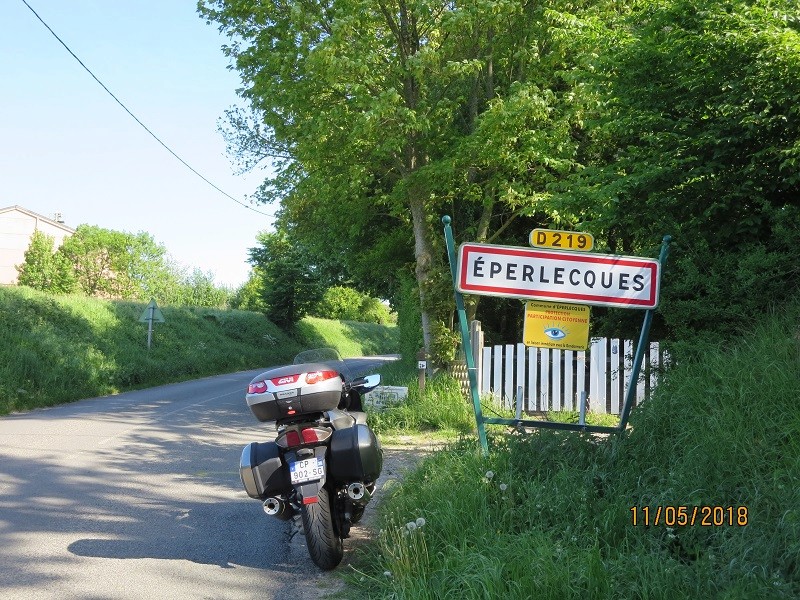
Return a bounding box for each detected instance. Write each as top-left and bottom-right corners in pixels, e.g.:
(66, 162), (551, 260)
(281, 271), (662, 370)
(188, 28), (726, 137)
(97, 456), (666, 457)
(367, 373), (475, 437)
(0, 287), (400, 414)
(350, 306), (800, 598)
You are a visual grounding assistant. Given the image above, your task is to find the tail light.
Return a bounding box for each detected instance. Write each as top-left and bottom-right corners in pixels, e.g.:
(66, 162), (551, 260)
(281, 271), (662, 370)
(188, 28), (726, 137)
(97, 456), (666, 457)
(248, 380), (267, 394)
(305, 370), (339, 385)
(284, 430), (302, 447)
(276, 427), (332, 449)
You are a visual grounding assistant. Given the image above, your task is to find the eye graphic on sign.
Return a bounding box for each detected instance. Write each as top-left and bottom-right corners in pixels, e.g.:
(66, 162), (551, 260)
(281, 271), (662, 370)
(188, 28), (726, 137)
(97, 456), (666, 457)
(543, 327), (567, 340)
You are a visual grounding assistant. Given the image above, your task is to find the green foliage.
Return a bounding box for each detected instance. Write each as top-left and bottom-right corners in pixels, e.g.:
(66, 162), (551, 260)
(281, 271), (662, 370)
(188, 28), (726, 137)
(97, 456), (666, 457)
(172, 268), (232, 308)
(0, 286), (301, 414)
(395, 276), (424, 364)
(18, 225), (233, 309)
(367, 374), (474, 436)
(551, 0), (800, 339)
(58, 225), (163, 299)
(293, 316), (400, 358)
(352, 301), (800, 597)
(0, 287), (401, 414)
(249, 230), (323, 328)
(311, 286), (393, 324)
(230, 268), (267, 312)
(16, 230), (75, 293)
(202, 0), (800, 350)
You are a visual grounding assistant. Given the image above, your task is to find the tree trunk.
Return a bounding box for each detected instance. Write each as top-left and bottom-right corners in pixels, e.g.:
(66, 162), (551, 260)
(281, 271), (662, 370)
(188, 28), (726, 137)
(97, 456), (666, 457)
(410, 194), (434, 358)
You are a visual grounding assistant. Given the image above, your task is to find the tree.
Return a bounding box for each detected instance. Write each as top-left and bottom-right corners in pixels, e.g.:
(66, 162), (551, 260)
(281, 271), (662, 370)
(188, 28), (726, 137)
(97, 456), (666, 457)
(551, 0), (800, 339)
(312, 285), (393, 324)
(199, 0), (590, 360)
(57, 225), (176, 300)
(249, 231), (323, 328)
(16, 230), (75, 293)
(231, 268), (268, 312)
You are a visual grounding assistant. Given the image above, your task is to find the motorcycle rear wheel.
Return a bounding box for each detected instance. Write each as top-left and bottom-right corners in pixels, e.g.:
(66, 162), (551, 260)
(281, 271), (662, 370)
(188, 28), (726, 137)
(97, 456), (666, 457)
(300, 487), (344, 570)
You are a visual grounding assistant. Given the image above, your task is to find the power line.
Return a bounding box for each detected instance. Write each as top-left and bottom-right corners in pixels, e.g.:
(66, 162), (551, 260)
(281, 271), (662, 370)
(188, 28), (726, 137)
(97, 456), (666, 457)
(19, 0), (274, 218)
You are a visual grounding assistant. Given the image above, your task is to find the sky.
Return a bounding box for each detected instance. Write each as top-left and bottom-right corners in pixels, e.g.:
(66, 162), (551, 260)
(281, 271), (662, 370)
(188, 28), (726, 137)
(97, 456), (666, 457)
(1, 1), (277, 288)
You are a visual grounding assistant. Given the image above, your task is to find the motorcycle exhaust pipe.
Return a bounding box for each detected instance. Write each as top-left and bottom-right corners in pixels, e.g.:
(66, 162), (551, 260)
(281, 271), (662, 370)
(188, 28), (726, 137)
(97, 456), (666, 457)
(346, 482), (372, 504)
(263, 497), (289, 518)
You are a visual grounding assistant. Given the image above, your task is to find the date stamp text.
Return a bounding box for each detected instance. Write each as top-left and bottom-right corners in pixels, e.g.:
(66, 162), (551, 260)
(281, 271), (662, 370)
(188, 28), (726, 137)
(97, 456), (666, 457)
(630, 505), (748, 527)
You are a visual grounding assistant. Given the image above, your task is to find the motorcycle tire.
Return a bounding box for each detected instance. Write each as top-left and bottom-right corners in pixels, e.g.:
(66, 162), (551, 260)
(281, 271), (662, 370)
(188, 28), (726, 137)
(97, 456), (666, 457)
(300, 487), (344, 570)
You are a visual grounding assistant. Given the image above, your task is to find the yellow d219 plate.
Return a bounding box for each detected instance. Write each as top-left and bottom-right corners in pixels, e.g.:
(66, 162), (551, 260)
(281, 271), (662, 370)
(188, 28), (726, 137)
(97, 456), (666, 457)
(530, 229), (594, 251)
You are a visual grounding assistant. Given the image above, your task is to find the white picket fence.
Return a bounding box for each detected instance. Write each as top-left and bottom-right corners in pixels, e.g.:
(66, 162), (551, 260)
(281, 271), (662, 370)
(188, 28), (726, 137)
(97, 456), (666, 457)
(477, 338), (666, 415)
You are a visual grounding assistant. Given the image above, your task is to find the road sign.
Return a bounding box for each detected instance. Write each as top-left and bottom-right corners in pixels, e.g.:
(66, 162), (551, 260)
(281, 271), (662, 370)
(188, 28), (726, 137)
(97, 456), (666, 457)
(457, 242), (661, 309)
(530, 229), (594, 251)
(138, 300), (165, 323)
(523, 301), (590, 350)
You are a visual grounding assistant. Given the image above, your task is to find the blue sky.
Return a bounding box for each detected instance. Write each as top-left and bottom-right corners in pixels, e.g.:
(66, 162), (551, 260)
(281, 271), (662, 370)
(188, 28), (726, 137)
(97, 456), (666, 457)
(2, 1), (276, 288)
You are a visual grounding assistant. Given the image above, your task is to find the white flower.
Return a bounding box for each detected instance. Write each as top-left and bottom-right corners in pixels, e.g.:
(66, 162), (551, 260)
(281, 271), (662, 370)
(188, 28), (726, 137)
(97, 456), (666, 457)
(499, 483), (508, 492)
(416, 517), (426, 528)
(384, 571), (392, 578)
(485, 471), (495, 480)
(406, 521), (417, 531)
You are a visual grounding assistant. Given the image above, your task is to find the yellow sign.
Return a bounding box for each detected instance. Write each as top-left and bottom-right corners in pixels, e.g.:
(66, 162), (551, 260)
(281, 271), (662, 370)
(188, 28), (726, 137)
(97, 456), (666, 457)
(530, 229), (594, 251)
(523, 301), (590, 350)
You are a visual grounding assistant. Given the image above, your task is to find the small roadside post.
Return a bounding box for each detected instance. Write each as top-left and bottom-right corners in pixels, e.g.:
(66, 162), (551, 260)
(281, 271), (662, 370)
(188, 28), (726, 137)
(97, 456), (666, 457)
(138, 299), (165, 350)
(417, 349), (427, 393)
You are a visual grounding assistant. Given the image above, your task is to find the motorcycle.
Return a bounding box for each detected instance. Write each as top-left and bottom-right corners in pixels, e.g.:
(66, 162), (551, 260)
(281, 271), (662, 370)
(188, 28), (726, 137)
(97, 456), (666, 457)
(238, 348), (383, 569)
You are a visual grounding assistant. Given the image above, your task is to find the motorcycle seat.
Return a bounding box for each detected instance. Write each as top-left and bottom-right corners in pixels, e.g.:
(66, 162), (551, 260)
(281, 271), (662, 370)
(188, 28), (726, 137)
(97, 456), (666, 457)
(326, 409), (367, 429)
(349, 411), (367, 425)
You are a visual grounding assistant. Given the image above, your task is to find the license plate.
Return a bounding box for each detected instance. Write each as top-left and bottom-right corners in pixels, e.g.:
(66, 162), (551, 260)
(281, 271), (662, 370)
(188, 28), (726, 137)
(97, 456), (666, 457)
(276, 388), (299, 399)
(289, 457), (325, 484)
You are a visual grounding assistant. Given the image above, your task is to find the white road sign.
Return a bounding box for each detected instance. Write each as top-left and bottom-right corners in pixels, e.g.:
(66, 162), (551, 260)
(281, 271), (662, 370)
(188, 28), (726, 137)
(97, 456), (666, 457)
(457, 243), (661, 309)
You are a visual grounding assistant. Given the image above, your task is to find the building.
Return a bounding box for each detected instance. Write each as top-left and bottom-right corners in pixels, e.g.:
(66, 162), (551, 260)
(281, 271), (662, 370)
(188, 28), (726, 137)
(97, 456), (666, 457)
(0, 205), (75, 285)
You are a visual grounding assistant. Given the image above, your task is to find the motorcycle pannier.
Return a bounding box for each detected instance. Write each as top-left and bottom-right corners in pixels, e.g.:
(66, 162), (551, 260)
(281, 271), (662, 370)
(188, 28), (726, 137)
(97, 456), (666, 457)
(328, 424), (383, 483)
(239, 441), (291, 499)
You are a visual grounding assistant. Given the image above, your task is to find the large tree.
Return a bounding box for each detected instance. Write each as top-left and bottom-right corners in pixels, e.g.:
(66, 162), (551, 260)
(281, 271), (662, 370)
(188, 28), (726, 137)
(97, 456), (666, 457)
(200, 0), (597, 358)
(551, 0), (800, 339)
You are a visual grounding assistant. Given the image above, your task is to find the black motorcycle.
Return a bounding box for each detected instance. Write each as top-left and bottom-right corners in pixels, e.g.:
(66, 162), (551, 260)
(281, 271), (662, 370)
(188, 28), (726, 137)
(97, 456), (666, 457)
(239, 348), (383, 569)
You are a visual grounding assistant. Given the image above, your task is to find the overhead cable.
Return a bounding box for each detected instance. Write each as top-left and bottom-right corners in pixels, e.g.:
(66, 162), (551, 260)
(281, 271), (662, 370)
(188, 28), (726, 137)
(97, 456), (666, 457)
(20, 0), (273, 217)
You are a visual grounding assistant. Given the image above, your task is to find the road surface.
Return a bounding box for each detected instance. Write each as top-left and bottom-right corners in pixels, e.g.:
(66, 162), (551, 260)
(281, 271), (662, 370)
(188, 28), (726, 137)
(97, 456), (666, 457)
(0, 356), (397, 599)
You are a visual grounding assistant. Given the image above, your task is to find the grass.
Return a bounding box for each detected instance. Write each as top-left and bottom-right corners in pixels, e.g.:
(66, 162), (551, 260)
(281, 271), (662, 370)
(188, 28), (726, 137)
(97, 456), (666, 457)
(347, 305), (800, 598)
(367, 371), (475, 438)
(0, 287), (400, 414)
(294, 316), (400, 357)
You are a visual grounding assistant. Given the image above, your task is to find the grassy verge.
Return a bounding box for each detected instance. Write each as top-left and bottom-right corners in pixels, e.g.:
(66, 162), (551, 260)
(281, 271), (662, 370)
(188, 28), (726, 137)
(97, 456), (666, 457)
(0, 287), (399, 414)
(294, 316), (400, 357)
(349, 307), (800, 598)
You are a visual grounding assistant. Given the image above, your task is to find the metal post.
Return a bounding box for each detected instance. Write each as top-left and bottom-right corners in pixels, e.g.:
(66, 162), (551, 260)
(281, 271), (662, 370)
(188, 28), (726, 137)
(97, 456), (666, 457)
(147, 304), (154, 350)
(616, 236), (672, 431)
(442, 216), (489, 455)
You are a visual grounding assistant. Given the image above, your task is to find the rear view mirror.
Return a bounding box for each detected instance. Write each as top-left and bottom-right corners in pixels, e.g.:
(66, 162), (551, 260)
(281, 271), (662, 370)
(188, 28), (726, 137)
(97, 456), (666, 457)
(364, 374), (381, 388)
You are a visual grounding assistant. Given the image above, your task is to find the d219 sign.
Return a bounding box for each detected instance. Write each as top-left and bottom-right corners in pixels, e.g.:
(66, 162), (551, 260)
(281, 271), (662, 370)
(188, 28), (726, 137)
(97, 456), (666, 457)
(456, 243), (661, 309)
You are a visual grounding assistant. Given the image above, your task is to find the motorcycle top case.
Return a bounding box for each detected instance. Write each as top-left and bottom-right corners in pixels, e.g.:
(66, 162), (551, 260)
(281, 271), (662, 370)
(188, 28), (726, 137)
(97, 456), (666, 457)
(328, 423), (383, 483)
(246, 363), (343, 422)
(240, 440), (291, 499)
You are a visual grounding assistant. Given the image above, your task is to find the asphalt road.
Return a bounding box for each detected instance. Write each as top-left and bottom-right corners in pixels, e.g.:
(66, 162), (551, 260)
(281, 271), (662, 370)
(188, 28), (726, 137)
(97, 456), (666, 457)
(0, 356), (397, 600)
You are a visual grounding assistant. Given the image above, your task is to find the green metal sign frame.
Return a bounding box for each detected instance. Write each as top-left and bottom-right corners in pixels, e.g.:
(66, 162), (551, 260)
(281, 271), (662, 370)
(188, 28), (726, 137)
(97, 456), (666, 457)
(442, 215), (672, 455)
